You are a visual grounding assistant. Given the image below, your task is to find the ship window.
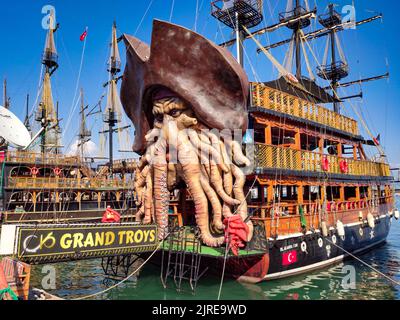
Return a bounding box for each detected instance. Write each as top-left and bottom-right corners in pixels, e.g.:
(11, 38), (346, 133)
(250, 187), (259, 200)
(379, 186), (386, 198)
(271, 127), (296, 146)
(275, 185), (298, 201)
(360, 186), (369, 199)
(303, 186), (321, 201)
(344, 186), (357, 201)
(301, 134), (319, 152)
(326, 186), (340, 201)
(254, 125), (265, 144)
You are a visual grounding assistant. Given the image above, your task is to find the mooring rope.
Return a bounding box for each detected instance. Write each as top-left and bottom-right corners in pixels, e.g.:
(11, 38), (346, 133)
(71, 235), (168, 301)
(325, 238), (400, 287)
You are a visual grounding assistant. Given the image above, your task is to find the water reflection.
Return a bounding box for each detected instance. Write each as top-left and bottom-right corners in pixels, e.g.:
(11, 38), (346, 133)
(31, 198), (400, 300)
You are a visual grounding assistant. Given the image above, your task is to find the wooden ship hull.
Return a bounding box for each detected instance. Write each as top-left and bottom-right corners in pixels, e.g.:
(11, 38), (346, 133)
(212, 205), (393, 283)
(157, 200), (394, 284)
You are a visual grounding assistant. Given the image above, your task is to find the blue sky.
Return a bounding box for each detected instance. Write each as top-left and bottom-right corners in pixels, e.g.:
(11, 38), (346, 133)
(1, 0), (399, 166)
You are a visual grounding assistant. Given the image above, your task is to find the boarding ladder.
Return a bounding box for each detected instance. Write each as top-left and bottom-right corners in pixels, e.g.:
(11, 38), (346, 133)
(160, 226), (207, 293)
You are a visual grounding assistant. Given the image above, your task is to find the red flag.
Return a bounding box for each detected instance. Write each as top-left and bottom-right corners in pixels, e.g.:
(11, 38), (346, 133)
(224, 215), (250, 256)
(373, 134), (381, 146)
(80, 28), (88, 41)
(102, 207), (121, 223)
(282, 250), (298, 266)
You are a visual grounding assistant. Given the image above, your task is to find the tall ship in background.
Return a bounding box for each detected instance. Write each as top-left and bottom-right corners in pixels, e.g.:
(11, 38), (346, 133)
(0, 13), (138, 224)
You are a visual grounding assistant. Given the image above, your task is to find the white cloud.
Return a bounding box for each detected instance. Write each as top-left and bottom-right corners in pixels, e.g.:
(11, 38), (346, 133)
(67, 140), (99, 158)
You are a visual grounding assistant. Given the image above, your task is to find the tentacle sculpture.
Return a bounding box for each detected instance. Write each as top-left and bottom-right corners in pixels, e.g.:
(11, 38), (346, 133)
(134, 97), (253, 248)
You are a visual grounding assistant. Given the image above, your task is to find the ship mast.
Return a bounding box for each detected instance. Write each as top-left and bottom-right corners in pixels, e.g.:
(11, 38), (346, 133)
(24, 94), (31, 135)
(3, 79), (10, 109)
(316, 4), (349, 113)
(211, 0), (264, 67)
(35, 10), (60, 154)
(292, 0), (313, 79)
(246, 2), (387, 114)
(102, 21), (122, 174)
(78, 89), (92, 160)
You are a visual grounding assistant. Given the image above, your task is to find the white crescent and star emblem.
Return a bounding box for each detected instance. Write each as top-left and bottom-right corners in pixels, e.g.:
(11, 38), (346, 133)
(287, 252), (294, 263)
(326, 245), (332, 258)
(370, 230), (375, 239)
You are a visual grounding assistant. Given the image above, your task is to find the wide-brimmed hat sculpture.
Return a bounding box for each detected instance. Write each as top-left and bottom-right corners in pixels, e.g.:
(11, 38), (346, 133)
(120, 20), (253, 248)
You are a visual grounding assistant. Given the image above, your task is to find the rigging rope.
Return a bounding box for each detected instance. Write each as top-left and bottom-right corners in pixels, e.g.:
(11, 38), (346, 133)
(194, 0), (200, 31)
(134, 0), (155, 36)
(169, 0), (175, 23)
(71, 236), (167, 300)
(243, 26), (290, 78)
(282, 34), (295, 77)
(335, 33), (347, 64)
(285, 0), (294, 16)
(325, 237), (400, 287)
(64, 32), (87, 139)
(300, 37), (315, 80)
(29, 65), (44, 118)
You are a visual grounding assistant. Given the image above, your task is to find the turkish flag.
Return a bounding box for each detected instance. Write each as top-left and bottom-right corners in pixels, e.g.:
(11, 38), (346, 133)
(282, 250), (298, 266)
(80, 28), (88, 41)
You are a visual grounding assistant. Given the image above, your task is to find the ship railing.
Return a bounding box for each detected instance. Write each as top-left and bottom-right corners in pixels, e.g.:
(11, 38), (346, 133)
(254, 143), (391, 177)
(112, 159), (139, 171)
(4, 151), (80, 166)
(7, 177), (135, 190)
(251, 83), (360, 136)
(249, 196), (393, 238)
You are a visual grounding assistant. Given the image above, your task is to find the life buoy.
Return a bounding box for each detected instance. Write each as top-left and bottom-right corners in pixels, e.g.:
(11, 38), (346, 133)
(54, 167), (62, 176)
(322, 156), (330, 172)
(30, 167), (39, 176)
(339, 160), (349, 174)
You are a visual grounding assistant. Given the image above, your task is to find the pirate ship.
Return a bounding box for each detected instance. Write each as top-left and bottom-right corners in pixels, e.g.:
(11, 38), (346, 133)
(0, 14), (138, 225)
(120, 0), (397, 284)
(0, 1), (398, 298)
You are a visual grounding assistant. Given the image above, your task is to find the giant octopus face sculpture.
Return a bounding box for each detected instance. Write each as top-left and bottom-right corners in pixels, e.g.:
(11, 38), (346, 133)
(121, 20), (253, 247)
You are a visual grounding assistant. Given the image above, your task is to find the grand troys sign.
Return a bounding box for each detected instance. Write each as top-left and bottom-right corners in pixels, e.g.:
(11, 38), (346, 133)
(13, 223), (158, 263)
